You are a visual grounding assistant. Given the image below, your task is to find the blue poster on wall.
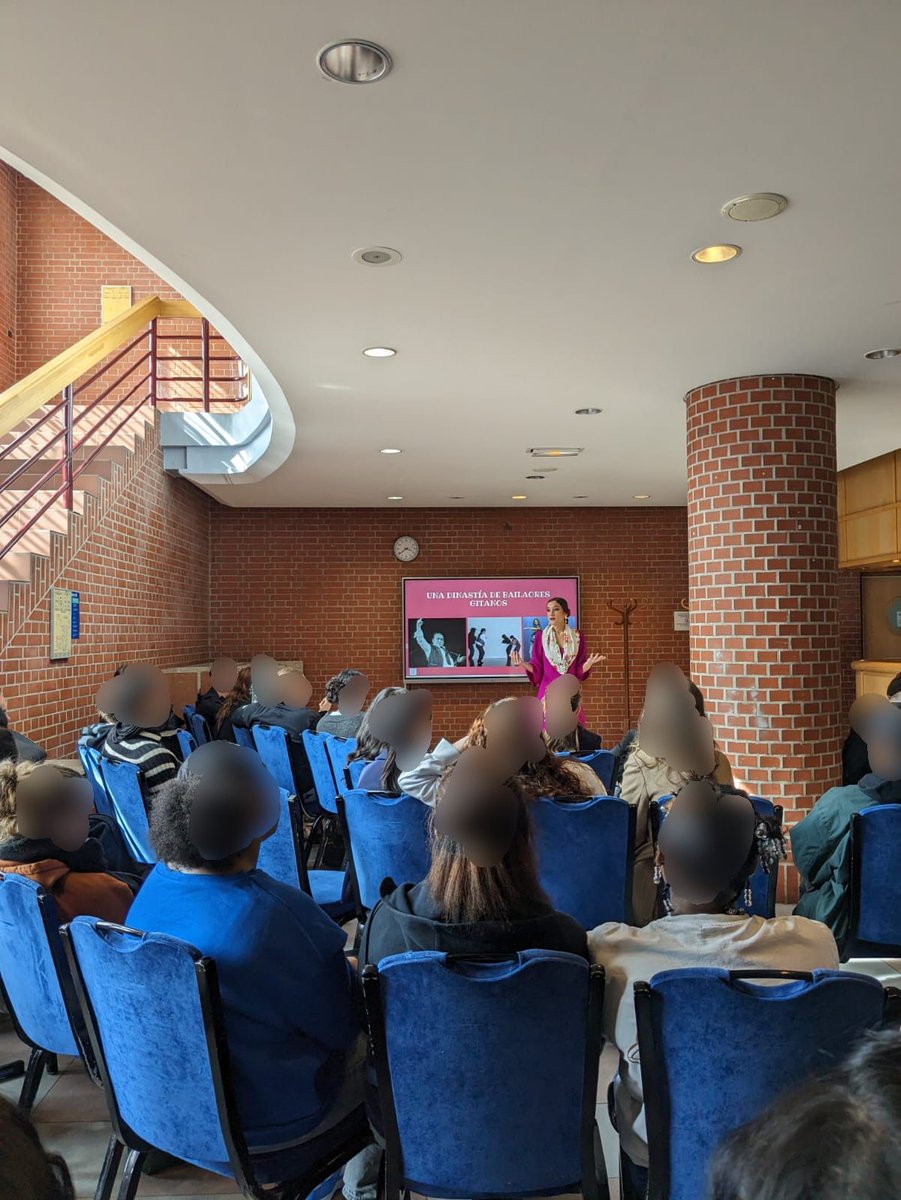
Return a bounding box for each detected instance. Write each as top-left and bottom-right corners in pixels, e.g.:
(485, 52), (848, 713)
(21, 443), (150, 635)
(71, 591), (80, 639)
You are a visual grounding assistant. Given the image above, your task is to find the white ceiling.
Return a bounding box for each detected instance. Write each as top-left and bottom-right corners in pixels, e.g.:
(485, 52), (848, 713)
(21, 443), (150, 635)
(2, 0), (901, 507)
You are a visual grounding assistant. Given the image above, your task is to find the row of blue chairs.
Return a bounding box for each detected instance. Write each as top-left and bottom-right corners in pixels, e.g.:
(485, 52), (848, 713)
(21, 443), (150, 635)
(1, 867), (899, 1200)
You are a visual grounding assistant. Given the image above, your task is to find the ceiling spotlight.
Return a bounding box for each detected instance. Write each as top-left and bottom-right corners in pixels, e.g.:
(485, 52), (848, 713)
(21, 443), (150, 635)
(449, 495), (465, 500)
(525, 474), (546, 480)
(573, 495), (589, 499)
(317, 40), (392, 84)
(691, 244), (741, 264)
(633, 493), (651, 500)
(528, 447), (584, 458)
(352, 246), (402, 266)
(722, 193), (788, 222)
(511, 495), (528, 501)
(363, 346), (396, 358)
(380, 447), (402, 454)
(865, 348), (901, 360)
(387, 495), (404, 501)
(574, 407), (602, 415)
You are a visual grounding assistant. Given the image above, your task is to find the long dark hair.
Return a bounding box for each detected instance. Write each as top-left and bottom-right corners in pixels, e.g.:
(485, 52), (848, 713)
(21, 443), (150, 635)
(427, 779), (551, 924)
(215, 666), (252, 733)
(347, 686), (405, 794)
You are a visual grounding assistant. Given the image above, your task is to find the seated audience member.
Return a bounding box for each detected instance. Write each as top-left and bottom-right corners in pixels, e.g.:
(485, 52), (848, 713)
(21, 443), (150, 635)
(0, 726), (17, 764)
(196, 656), (240, 727)
(610, 727), (638, 790)
(214, 666), (252, 743)
(398, 697), (604, 807)
(362, 749), (588, 965)
(0, 1093), (75, 1200)
(100, 666), (180, 804)
(128, 744), (380, 1195)
(0, 760), (137, 922)
(81, 706), (115, 751)
(840, 670), (901, 786)
(792, 694), (901, 950)
(619, 667), (734, 925)
(0, 691), (47, 764)
(543, 677), (603, 755)
(317, 670), (369, 740)
(590, 780), (838, 1200)
(232, 665), (320, 795)
(709, 1031), (901, 1200)
(347, 687), (406, 794)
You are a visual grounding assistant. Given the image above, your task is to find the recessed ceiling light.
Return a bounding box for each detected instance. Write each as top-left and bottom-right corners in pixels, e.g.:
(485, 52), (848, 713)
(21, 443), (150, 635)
(387, 495), (403, 501)
(691, 244), (742, 264)
(363, 346), (396, 358)
(722, 193), (788, 222)
(352, 246), (402, 266)
(380, 447), (402, 455)
(449, 495), (465, 500)
(528, 447), (584, 458)
(574, 407), (602, 416)
(525, 474), (546, 480)
(317, 40), (392, 84)
(865, 347), (901, 360)
(633, 494), (651, 500)
(511, 495), (528, 501)
(573, 495), (589, 499)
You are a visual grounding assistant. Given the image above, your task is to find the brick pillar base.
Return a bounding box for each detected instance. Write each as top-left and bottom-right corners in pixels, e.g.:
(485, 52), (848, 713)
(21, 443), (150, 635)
(685, 375), (842, 904)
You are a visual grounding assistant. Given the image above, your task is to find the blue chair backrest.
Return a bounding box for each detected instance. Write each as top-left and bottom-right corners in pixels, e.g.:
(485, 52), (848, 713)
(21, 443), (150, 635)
(326, 737), (358, 797)
(533, 794), (635, 928)
(0, 874), (80, 1057)
(182, 704), (196, 723)
(339, 790), (431, 911)
(233, 726), (255, 749)
(64, 918), (233, 1169)
(99, 757), (156, 864)
(346, 758), (367, 789)
(848, 803), (901, 957)
(257, 788), (303, 891)
(655, 793), (781, 918)
(366, 950), (602, 1196)
(574, 749), (616, 791)
(636, 967), (888, 1200)
(190, 712), (212, 746)
(251, 724), (297, 795)
(302, 730), (340, 814)
(77, 739), (114, 818)
(177, 728), (198, 759)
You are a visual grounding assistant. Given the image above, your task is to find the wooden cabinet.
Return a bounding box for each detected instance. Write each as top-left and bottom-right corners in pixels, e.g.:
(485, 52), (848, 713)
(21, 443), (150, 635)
(838, 450), (901, 569)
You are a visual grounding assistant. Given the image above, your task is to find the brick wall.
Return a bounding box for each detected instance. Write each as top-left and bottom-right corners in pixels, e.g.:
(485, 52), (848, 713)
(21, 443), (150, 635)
(209, 505), (690, 742)
(686, 374), (843, 901)
(0, 163), (16, 391)
(838, 569), (862, 719)
(0, 424), (211, 757)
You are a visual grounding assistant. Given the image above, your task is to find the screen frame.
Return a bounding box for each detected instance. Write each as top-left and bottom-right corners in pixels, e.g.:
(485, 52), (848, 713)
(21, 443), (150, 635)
(402, 574), (581, 683)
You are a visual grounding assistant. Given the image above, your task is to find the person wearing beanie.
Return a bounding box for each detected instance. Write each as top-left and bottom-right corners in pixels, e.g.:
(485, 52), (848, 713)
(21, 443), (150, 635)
(588, 780), (838, 1200)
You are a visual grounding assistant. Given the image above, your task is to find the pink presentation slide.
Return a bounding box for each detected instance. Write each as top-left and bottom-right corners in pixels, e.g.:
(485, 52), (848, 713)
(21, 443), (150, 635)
(403, 576), (580, 682)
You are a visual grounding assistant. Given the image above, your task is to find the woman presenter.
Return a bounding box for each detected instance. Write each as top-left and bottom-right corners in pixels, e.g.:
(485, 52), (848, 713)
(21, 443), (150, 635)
(512, 596), (605, 715)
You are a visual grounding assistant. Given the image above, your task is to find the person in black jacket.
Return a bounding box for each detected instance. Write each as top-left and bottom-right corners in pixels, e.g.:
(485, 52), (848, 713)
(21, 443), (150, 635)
(841, 671), (901, 786)
(361, 772), (587, 966)
(232, 669), (320, 796)
(0, 692), (46, 764)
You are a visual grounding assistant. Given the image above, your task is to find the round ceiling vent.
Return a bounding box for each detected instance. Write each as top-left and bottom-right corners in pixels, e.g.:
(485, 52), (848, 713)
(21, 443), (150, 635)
(352, 246), (403, 266)
(317, 41), (392, 84)
(722, 193), (788, 222)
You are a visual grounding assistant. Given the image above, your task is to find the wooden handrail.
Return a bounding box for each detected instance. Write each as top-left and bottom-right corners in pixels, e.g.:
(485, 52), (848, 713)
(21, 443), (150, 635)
(0, 295), (201, 439)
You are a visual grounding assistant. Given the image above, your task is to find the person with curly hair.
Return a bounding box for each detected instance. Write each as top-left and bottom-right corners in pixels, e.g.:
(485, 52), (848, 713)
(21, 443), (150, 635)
(316, 669), (368, 740)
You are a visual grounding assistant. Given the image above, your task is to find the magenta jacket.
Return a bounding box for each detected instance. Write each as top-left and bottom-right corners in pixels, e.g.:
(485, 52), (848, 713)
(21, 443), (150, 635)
(526, 628), (593, 708)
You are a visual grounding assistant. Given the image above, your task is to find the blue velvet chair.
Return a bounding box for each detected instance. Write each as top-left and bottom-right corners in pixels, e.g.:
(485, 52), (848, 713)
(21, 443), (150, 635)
(303, 730), (341, 816)
(574, 749), (617, 792)
(634, 967), (898, 1200)
(77, 738), (114, 819)
(62, 918), (374, 1200)
(98, 757), (156, 864)
(251, 723), (299, 796)
(190, 711), (213, 746)
(258, 789), (355, 924)
(653, 793), (783, 918)
(182, 704), (196, 723)
(346, 758), (367, 789)
(0, 875), (83, 1113)
(326, 737), (358, 798)
(533, 795), (635, 928)
(233, 725), (255, 749)
(845, 802), (901, 960)
(363, 950), (609, 1200)
(177, 728), (198, 759)
(337, 790), (432, 920)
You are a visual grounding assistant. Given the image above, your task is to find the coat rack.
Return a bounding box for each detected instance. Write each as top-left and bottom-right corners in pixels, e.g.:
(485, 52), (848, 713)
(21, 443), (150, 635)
(608, 597), (639, 728)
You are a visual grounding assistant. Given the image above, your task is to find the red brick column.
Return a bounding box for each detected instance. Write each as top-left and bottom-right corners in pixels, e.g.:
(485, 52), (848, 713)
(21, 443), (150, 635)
(685, 375), (842, 901)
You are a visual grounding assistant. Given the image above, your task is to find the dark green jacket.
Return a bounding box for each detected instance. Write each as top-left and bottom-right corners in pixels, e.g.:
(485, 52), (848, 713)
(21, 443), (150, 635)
(791, 774), (901, 949)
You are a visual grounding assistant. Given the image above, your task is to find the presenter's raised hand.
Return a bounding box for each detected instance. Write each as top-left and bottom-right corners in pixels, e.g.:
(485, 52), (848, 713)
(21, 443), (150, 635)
(584, 653), (607, 671)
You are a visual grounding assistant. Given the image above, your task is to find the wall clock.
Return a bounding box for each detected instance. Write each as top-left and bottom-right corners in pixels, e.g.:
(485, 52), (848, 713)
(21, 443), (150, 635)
(393, 535), (420, 562)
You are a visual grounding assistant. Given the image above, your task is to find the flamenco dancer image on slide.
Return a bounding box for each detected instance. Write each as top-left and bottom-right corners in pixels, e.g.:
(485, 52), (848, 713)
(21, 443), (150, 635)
(414, 618), (465, 667)
(512, 596), (605, 718)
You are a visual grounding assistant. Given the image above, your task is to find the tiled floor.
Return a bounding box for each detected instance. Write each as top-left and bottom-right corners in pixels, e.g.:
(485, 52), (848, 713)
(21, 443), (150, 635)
(7, 957), (899, 1199)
